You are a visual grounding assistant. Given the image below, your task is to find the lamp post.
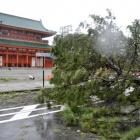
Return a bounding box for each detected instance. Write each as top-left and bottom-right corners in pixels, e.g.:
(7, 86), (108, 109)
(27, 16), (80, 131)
(36, 52), (52, 88)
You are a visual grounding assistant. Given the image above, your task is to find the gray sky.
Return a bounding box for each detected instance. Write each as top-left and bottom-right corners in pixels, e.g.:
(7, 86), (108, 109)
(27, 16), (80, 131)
(0, 0), (140, 43)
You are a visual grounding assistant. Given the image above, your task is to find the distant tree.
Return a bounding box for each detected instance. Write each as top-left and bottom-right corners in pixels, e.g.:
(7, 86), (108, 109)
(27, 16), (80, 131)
(127, 19), (140, 71)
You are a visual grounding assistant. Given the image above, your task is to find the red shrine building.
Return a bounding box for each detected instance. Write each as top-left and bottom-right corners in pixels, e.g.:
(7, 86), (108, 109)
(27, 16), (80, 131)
(0, 13), (56, 68)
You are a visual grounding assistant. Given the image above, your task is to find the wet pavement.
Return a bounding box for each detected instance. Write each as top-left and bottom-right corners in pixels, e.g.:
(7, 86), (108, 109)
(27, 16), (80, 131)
(0, 95), (99, 140)
(0, 114), (97, 140)
(0, 81), (53, 92)
(0, 115), (56, 140)
(0, 109), (99, 140)
(0, 69), (99, 140)
(0, 104), (63, 124)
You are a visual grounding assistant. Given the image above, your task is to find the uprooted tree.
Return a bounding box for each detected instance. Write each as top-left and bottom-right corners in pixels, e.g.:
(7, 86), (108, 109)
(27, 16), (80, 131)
(38, 10), (140, 139)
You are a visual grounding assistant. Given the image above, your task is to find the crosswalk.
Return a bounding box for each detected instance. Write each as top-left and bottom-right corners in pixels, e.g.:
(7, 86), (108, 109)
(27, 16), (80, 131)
(0, 104), (64, 124)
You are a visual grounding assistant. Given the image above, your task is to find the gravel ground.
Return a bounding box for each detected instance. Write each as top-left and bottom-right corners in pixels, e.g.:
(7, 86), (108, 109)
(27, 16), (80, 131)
(0, 68), (53, 92)
(0, 91), (39, 109)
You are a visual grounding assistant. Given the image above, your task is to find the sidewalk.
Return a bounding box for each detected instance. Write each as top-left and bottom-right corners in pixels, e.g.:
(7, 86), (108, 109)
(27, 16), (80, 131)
(0, 81), (53, 92)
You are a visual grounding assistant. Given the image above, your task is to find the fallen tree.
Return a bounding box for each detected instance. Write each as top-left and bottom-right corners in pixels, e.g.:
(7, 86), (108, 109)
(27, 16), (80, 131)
(38, 10), (140, 139)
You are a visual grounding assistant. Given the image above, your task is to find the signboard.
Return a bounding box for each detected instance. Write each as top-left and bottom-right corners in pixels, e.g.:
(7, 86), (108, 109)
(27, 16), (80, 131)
(36, 52), (52, 58)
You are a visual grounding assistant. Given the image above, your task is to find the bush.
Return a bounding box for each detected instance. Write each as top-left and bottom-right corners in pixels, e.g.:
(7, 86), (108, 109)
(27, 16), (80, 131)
(62, 106), (78, 126)
(120, 126), (140, 140)
(79, 112), (94, 132)
(37, 89), (46, 103)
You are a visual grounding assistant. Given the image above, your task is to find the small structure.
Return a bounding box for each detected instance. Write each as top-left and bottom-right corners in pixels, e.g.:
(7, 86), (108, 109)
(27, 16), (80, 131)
(0, 12), (56, 68)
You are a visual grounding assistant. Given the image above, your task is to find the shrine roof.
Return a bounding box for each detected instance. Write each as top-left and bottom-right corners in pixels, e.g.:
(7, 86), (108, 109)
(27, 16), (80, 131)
(0, 12), (56, 36)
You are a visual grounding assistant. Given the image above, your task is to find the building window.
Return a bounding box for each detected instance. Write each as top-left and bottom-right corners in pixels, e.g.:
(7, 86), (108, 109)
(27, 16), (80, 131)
(1, 30), (9, 35)
(36, 36), (41, 40)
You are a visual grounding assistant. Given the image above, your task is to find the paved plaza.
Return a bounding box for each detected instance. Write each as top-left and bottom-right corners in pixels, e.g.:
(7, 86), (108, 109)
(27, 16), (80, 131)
(0, 68), (53, 92)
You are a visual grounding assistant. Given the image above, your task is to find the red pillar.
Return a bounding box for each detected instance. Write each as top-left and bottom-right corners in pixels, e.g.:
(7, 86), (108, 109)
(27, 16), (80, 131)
(16, 48), (19, 67)
(26, 49), (29, 67)
(6, 49), (8, 67)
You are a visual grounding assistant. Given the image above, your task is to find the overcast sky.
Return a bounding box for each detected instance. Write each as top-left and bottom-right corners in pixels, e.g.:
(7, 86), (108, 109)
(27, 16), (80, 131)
(0, 0), (140, 43)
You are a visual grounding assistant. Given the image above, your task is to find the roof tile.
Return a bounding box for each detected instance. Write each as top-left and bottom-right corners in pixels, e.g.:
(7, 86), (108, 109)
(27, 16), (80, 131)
(0, 12), (55, 35)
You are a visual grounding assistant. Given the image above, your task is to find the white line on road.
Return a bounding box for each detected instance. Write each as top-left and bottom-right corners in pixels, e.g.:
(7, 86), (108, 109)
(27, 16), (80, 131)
(0, 104), (64, 124)
(0, 107), (47, 117)
(0, 104), (39, 112)
(0, 105), (62, 117)
(0, 106), (23, 112)
(10, 104), (38, 121)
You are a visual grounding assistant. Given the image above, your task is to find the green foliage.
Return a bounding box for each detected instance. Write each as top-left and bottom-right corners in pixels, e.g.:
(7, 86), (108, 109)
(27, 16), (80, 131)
(50, 33), (102, 107)
(120, 126), (140, 140)
(127, 20), (140, 70)
(37, 88), (47, 103)
(94, 117), (118, 139)
(0, 78), (17, 82)
(62, 106), (78, 126)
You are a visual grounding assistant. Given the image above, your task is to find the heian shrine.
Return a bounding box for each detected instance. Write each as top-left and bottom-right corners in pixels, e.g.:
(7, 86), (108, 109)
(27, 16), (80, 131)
(0, 12), (56, 68)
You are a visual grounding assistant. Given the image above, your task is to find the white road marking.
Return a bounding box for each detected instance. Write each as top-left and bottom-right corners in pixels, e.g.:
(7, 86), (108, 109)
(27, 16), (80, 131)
(0, 107), (47, 117)
(0, 104), (64, 124)
(0, 104), (39, 112)
(10, 104), (38, 121)
(0, 106), (23, 112)
(0, 105), (62, 117)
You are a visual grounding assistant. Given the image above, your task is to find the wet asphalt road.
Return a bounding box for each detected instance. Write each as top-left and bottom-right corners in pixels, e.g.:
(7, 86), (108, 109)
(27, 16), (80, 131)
(0, 115), (57, 140)
(0, 68), (99, 140)
(0, 100), (98, 140)
(0, 114), (98, 140)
